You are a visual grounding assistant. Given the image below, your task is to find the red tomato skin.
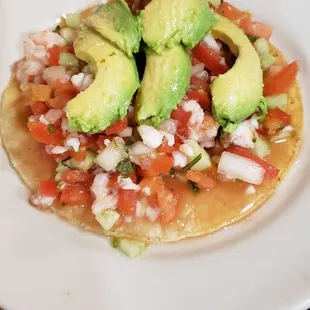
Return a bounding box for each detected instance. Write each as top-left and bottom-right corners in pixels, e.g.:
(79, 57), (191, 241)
(39, 180), (58, 197)
(263, 61), (299, 96)
(105, 119), (128, 135)
(27, 122), (64, 145)
(267, 107), (291, 126)
(186, 89), (211, 111)
(157, 187), (179, 224)
(31, 101), (49, 115)
(192, 42), (229, 75)
(150, 155), (174, 175)
(62, 170), (91, 184)
(60, 184), (91, 206)
(118, 189), (138, 216)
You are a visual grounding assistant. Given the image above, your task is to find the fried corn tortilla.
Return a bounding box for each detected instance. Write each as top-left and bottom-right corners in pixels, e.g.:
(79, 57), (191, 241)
(0, 45), (303, 243)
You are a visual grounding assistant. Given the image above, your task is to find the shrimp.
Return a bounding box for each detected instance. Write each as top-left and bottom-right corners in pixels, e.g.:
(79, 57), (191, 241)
(188, 113), (220, 148)
(29, 30), (65, 48)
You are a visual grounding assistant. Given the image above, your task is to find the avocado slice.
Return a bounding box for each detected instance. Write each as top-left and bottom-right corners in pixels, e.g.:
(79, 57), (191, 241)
(84, 0), (141, 57)
(66, 30), (139, 133)
(136, 45), (191, 126)
(140, 0), (215, 53)
(211, 15), (263, 132)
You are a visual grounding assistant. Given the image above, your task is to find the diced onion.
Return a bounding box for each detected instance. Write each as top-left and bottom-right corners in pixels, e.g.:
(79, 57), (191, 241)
(118, 127), (133, 138)
(191, 63), (205, 77)
(159, 118), (177, 135)
(203, 34), (220, 51)
(45, 109), (63, 124)
(218, 152), (265, 185)
(136, 200), (147, 218)
(129, 142), (154, 157)
(95, 138), (127, 171)
(145, 207), (160, 222)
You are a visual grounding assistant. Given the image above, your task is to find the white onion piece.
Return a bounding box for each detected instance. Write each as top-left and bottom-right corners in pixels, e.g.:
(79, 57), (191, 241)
(45, 109), (64, 124)
(138, 125), (164, 148)
(136, 200), (147, 218)
(129, 142), (154, 157)
(95, 138), (127, 171)
(118, 127), (133, 138)
(51, 146), (68, 154)
(203, 34), (220, 51)
(159, 118), (178, 135)
(145, 207), (160, 222)
(195, 70), (209, 82)
(191, 63), (205, 76)
(218, 152), (265, 185)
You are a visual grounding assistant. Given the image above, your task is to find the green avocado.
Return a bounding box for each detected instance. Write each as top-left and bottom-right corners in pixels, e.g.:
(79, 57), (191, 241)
(84, 0), (141, 56)
(140, 0), (215, 53)
(211, 14), (263, 132)
(135, 45), (191, 126)
(66, 29), (139, 133)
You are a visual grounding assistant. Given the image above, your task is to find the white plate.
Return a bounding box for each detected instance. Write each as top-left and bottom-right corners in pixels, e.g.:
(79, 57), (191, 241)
(0, 1), (310, 309)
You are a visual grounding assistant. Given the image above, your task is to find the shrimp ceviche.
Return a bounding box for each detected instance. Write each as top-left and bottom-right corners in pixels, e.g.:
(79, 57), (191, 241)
(0, 0), (302, 257)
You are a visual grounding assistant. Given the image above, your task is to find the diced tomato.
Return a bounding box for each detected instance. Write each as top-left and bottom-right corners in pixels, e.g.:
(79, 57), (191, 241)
(226, 146), (280, 180)
(263, 117), (283, 136)
(171, 106), (191, 143)
(80, 134), (99, 151)
(105, 119), (128, 135)
(217, 2), (248, 24)
(48, 46), (67, 66)
(256, 128), (269, 139)
(62, 170), (91, 184)
(70, 147), (88, 162)
(241, 20), (272, 40)
(150, 155), (174, 175)
(137, 167), (161, 178)
(263, 61), (299, 96)
(60, 184), (92, 206)
(118, 189), (138, 216)
(190, 76), (209, 91)
(158, 138), (174, 154)
(267, 107), (291, 126)
(157, 186), (179, 224)
(48, 46), (75, 66)
(171, 105), (191, 123)
(139, 177), (165, 197)
(47, 91), (76, 109)
(186, 89), (211, 111)
(107, 173), (120, 189)
(27, 122), (64, 145)
(53, 82), (78, 100)
(38, 180), (58, 197)
(31, 101), (49, 115)
(192, 42), (229, 76)
(185, 170), (217, 190)
(30, 84), (52, 101)
(148, 195), (159, 208)
(191, 57), (201, 65)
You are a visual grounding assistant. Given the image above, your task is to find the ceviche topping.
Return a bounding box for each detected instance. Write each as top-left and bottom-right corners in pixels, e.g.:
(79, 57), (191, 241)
(13, 0), (300, 257)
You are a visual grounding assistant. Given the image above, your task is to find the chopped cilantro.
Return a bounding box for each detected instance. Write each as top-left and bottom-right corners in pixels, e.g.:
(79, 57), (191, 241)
(116, 158), (135, 175)
(48, 124), (55, 133)
(182, 154), (202, 172)
(112, 237), (119, 248)
(125, 137), (136, 150)
(188, 181), (200, 193)
(248, 35), (258, 43)
(169, 167), (176, 175)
